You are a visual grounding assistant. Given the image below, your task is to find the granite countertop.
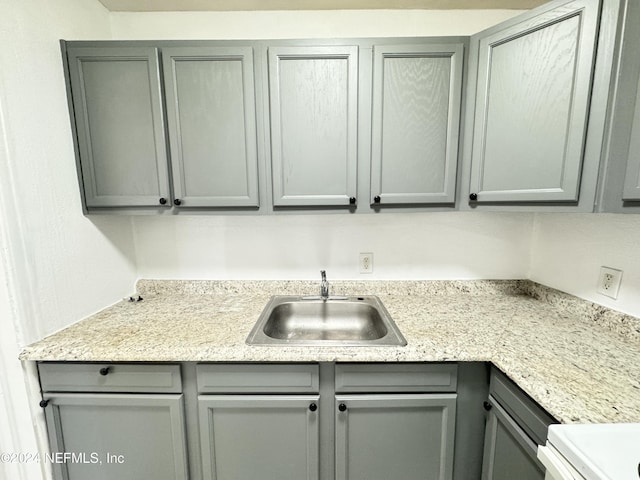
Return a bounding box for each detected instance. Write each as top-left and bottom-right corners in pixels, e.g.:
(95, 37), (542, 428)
(20, 279), (640, 425)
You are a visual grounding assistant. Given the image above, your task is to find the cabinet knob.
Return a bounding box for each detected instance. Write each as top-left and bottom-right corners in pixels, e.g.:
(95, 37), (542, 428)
(99, 367), (110, 376)
(338, 403), (347, 412)
(469, 193), (478, 201)
(349, 197), (356, 205)
(374, 195), (381, 204)
(174, 199), (182, 206)
(483, 401), (492, 411)
(159, 197), (167, 205)
(309, 403), (318, 412)
(39, 399), (49, 408)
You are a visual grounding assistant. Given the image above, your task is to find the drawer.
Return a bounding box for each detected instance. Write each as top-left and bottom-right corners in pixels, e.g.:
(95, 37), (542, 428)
(38, 363), (182, 393)
(196, 364), (319, 393)
(335, 363), (458, 393)
(489, 367), (557, 445)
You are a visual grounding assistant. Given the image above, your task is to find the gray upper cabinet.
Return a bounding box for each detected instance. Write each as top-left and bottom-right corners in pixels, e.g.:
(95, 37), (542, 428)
(623, 82), (640, 201)
(598, 0), (640, 211)
(370, 43), (463, 205)
(268, 46), (359, 207)
(66, 46), (170, 208)
(162, 47), (260, 208)
(468, 0), (601, 204)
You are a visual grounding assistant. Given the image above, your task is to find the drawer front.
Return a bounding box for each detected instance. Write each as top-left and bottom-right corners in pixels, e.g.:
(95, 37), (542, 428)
(489, 368), (557, 445)
(38, 363), (182, 393)
(196, 364), (319, 393)
(335, 363), (458, 393)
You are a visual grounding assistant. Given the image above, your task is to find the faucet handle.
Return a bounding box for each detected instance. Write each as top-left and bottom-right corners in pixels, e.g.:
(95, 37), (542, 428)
(320, 270), (326, 281)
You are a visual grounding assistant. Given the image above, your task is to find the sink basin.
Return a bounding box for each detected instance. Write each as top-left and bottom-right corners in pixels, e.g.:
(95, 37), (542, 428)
(246, 296), (407, 346)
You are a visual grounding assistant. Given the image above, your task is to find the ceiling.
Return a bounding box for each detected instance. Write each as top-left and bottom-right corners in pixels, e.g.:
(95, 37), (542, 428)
(98, 0), (549, 12)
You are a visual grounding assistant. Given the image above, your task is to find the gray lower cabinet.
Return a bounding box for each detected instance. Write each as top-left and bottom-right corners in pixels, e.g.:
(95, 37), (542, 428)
(66, 46), (170, 208)
(481, 398), (544, 480)
(38, 362), (557, 480)
(196, 363), (321, 480)
(198, 395), (320, 480)
(38, 363), (188, 480)
(467, 0), (601, 205)
(481, 368), (557, 480)
(335, 394), (457, 480)
(370, 43), (463, 206)
(267, 45), (359, 208)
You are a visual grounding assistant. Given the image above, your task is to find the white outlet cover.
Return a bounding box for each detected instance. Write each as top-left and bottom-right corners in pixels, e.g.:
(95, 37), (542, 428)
(596, 266), (623, 299)
(359, 253), (373, 274)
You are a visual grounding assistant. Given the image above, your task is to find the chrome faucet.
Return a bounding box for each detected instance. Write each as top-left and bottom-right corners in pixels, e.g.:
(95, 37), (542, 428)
(320, 270), (329, 300)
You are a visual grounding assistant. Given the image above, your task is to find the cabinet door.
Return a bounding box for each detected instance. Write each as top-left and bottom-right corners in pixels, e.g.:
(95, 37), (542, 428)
(199, 395), (320, 480)
(335, 394), (457, 480)
(42, 393), (188, 480)
(162, 47), (260, 207)
(370, 44), (463, 205)
(469, 0), (600, 203)
(66, 46), (170, 208)
(268, 46), (358, 207)
(481, 399), (545, 480)
(622, 61), (640, 200)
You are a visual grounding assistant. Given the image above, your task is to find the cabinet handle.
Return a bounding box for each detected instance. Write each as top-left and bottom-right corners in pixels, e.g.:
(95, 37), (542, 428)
(99, 367), (110, 376)
(309, 403), (317, 412)
(159, 197), (167, 205)
(483, 401), (492, 411)
(338, 403), (347, 412)
(349, 197), (356, 205)
(39, 399), (49, 408)
(374, 195), (381, 204)
(174, 199), (182, 206)
(469, 193), (478, 201)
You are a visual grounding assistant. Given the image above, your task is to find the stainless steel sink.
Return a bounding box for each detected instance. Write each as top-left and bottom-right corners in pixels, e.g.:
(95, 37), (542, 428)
(246, 296), (407, 346)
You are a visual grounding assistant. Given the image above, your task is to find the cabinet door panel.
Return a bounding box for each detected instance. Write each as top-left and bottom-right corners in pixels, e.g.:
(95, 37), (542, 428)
(481, 398), (545, 480)
(623, 72), (640, 200)
(335, 394), (457, 480)
(470, 0), (600, 203)
(371, 44), (463, 205)
(67, 46), (169, 207)
(199, 395), (320, 480)
(268, 46), (358, 207)
(43, 393), (188, 480)
(162, 47), (260, 207)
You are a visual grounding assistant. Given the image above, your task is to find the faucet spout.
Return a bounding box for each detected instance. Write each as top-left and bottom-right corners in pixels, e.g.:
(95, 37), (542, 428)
(320, 270), (329, 300)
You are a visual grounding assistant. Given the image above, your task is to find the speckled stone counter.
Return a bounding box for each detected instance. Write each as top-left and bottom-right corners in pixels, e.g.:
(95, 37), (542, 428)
(20, 280), (640, 425)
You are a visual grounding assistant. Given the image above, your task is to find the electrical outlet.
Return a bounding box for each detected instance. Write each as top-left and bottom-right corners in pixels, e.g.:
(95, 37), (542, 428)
(360, 253), (373, 274)
(596, 266), (623, 299)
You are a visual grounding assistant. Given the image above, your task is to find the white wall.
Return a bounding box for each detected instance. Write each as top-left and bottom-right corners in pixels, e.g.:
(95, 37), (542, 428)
(110, 9), (523, 39)
(0, 1), (137, 479)
(133, 213), (534, 280)
(530, 213), (640, 317)
(0, 0), (136, 345)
